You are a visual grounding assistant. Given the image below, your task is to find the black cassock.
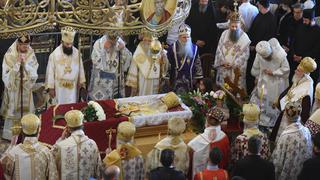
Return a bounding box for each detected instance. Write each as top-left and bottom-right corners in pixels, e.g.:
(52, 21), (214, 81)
(269, 86), (311, 142)
(290, 24), (320, 83)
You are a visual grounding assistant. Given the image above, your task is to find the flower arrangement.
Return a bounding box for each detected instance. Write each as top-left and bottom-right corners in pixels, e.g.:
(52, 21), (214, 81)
(82, 101), (106, 122)
(212, 90), (226, 100)
(181, 88), (242, 133)
(180, 89), (215, 133)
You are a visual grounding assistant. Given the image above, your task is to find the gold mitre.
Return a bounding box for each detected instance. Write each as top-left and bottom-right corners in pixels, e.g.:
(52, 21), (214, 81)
(178, 24), (191, 36)
(229, 11), (241, 23)
(64, 110), (84, 128)
(103, 150), (121, 166)
(61, 26), (76, 44)
(242, 103), (260, 123)
(315, 83), (320, 100)
(161, 92), (180, 109)
(21, 114), (41, 135)
(168, 117), (186, 136)
(11, 120), (22, 136)
(141, 31), (153, 39)
(298, 57), (317, 73)
(117, 121), (136, 142)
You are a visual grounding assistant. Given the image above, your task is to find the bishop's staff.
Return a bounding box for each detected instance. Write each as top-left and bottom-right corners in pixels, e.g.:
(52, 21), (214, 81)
(77, 34), (88, 102)
(12, 34), (32, 144)
(19, 54), (24, 119)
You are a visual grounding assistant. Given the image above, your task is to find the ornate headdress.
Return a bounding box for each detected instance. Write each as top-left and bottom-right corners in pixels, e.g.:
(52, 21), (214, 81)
(168, 117), (186, 136)
(178, 23), (191, 36)
(229, 0), (240, 23)
(285, 101), (302, 122)
(161, 92), (180, 109)
(61, 26), (76, 43)
(64, 110), (84, 128)
(256, 41), (272, 58)
(141, 31), (153, 39)
(117, 121), (136, 142)
(298, 57), (317, 73)
(243, 103), (260, 123)
(21, 114), (41, 135)
(206, 107), (224, 125)
(18, 32), (31, 44)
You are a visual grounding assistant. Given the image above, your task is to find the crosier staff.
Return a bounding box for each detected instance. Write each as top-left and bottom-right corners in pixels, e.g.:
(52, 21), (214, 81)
(19, 53), (25, 118)
(10, 52), (25, 146)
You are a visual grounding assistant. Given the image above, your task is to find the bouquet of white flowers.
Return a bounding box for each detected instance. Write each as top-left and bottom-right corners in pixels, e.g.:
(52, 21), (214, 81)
(82, 101), (106, 122)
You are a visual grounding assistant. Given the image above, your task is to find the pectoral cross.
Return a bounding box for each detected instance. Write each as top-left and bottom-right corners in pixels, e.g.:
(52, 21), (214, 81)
(105, 128), (117, 149)
(286, 90), (294, 102)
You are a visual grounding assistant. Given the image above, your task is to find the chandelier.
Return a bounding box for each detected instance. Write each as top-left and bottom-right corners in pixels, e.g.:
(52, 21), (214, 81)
(0, 0), (191, 38)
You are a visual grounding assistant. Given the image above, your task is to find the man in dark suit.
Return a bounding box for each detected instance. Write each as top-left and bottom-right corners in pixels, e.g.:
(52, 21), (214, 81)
(298, 132), (320, 180)
(232, 135), (275, 180)
(149, 149), (186, 180)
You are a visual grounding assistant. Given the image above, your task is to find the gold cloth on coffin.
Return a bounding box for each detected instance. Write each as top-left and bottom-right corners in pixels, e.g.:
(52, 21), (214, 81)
(118, 101), (168, 116)
(118, 92), (180, 116)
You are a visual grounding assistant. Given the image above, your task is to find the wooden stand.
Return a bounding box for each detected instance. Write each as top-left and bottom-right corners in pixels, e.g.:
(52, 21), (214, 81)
(133, 122), (196, 158)
(135, 124), (168, 138)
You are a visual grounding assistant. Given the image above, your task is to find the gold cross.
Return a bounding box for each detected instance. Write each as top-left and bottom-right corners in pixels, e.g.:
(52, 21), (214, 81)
(286, 90), (294, 103)
(105, 128), (117, 149)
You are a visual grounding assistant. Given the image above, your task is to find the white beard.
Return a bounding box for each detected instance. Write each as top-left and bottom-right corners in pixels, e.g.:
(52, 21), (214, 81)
(292, 74), (303, 85)
(141, 43), (151, 57)
(177, 39), (194, 58)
